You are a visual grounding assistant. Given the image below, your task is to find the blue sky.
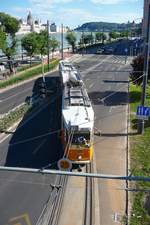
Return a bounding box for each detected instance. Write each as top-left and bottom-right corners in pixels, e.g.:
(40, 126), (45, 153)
(0, 0), (143, 28)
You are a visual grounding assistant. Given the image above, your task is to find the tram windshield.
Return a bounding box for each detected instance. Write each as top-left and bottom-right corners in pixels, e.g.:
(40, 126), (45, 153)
(72, 132), (90, 145)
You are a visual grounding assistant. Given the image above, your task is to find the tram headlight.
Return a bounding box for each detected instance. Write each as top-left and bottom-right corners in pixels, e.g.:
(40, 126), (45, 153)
(78, 155), (82, 160)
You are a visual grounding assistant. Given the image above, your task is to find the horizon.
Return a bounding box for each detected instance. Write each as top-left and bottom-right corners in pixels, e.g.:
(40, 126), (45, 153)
(0, 0), (143, 29)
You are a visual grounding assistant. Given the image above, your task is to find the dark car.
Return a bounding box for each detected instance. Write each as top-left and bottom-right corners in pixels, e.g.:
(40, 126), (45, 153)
(103, 47), (114, 54)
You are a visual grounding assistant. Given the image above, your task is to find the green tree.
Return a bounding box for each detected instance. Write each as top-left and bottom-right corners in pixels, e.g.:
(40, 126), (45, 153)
(95, 32), (107, 43)
(95, 32), (103, 42)
(66, 31), (77, 53)
(50, 38), (59, 58)
(109, 31), (119, 42)
(22, 32), (39, 66)
(0, 12), (20, 35)
(0, 30), (6, 49)
(120, 30), (130, 38)
(101, 33), (107, 44)
(36, 30), (48, 56)
(0, 12), (20, 73)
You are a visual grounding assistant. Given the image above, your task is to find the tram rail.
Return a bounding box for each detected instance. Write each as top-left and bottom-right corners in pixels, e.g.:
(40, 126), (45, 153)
(84, 163), (94, 225)
(36, 175), (68, 225)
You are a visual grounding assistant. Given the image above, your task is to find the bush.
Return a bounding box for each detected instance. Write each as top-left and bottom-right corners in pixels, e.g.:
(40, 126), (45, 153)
(0, 104), (31, 131)
(130, 55), (150, 85)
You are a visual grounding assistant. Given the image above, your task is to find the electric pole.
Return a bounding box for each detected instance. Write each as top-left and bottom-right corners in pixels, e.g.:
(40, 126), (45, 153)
(47, 20), (50, 70)
(61, 24), (64, 60)
(138, 4), (150, 134)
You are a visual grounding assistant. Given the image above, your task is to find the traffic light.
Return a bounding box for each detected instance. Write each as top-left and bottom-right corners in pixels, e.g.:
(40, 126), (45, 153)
(38, 82), (47, 98)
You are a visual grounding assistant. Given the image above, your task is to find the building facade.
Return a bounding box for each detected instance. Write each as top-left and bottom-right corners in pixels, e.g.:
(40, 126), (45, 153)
(50, 23), (57, 32)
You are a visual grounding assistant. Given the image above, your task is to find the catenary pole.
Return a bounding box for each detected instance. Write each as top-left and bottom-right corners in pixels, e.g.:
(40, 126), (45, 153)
(47, 20), (50, 71)
(61, 24), (64, 60)
(138, 4), (150, 134)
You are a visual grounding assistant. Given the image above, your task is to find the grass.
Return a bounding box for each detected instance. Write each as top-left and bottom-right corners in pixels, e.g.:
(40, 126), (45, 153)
(0, 103), (32, 132)
(0, 59), (59, 89)
(16, 62), (40, 72)
(129, 83), (150, 225)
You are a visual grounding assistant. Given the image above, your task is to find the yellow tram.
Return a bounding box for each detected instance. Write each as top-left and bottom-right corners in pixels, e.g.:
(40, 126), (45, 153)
(59, 60), (94, 164)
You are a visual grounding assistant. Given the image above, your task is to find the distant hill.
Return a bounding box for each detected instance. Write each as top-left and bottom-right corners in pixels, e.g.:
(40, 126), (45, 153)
(74, 22), (141, 32)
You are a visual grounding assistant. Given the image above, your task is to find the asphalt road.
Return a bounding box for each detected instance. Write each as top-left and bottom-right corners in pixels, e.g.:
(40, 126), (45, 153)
(79, 38), (143, 56)
(0, 70), (60, 114)
(0, 53), (131, 225)
(76, 54), (130, 225)
(0, 74), (63, 225)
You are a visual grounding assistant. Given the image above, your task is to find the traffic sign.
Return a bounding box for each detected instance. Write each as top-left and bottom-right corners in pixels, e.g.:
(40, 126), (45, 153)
(136, 106), (150, 120)
(57, 158), (72, 171)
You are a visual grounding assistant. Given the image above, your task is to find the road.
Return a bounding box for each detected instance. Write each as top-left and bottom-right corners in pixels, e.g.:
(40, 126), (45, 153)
(77, 54), (130, 225)
(0, 74), (63, 225)
(0, 53), (131, 225)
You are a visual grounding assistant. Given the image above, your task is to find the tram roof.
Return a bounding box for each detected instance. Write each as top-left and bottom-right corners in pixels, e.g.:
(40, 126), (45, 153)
(62, 105), (94, 131)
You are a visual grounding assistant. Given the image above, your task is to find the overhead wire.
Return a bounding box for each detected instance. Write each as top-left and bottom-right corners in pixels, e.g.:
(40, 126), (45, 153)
(8, 69), (146, 147)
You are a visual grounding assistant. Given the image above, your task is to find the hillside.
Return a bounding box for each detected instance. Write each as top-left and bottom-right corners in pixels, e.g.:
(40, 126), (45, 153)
(74, 21), (141, 32)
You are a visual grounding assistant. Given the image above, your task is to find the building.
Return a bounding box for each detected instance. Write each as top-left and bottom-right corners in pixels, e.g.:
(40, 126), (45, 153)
(17, 11), (46, 35)
(50, 23), (57, 32)
(142, 0), (150, 40)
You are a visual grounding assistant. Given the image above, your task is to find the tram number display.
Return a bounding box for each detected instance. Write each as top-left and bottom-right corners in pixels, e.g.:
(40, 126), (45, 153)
(57, 158), (72, 171)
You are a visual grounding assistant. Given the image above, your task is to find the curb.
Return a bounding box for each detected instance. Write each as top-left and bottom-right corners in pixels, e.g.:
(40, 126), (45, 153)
(0, 102), (25, 119)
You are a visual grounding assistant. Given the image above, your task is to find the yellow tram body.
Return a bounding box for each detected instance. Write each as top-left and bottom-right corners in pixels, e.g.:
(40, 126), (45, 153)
(59, 60), (94, 164)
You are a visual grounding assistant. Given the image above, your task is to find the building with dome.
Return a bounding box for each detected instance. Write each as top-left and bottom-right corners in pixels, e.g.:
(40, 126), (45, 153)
(17, 11), (46, 35)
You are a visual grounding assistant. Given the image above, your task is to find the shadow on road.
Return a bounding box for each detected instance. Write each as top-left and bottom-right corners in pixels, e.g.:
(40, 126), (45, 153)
(88, 91), (128, 106)
(4, 75), (63, 169)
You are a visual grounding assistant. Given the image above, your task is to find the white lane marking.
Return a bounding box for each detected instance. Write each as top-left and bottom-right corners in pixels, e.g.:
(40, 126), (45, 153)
(81, 55), (112, 78)
(0, 86), (32, 102)
(0, 119), (22, 144)
(0, 133), (12, 144)
(33, 139), (47, 155)
(89, 83), (94, 89)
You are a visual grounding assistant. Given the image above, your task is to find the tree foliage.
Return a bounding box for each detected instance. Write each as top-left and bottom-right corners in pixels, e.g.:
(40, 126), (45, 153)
(109, 31), (119, 41)
(50, 38), (59, 58)
(0, 30), (6, 49)
(22, 32), (38, 57)
(0, 12), (20, 35)
(66, 32), (77, 52)
(0, 12), (20, 73)
(120, 30), (129, 38)
(130, 55), (150, 85)
(21, 30), (59, 58)
(95, 32), (107, 43)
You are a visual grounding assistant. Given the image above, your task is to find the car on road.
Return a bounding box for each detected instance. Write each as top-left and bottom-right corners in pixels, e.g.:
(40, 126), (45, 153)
(103, 47), (114, 54)
(96, 48), (104, 54)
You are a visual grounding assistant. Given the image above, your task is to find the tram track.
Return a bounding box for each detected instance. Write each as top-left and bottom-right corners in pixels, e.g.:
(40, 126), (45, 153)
(36, 175), (68, 225)
(84, 163), (94, 225)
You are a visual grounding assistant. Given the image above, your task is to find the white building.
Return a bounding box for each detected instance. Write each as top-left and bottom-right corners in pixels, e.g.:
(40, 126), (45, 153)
(17, 11), (46, 35)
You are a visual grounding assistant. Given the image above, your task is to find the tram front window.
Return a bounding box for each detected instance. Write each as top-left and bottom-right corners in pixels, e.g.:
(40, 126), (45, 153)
(72, 133), (90, 145)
